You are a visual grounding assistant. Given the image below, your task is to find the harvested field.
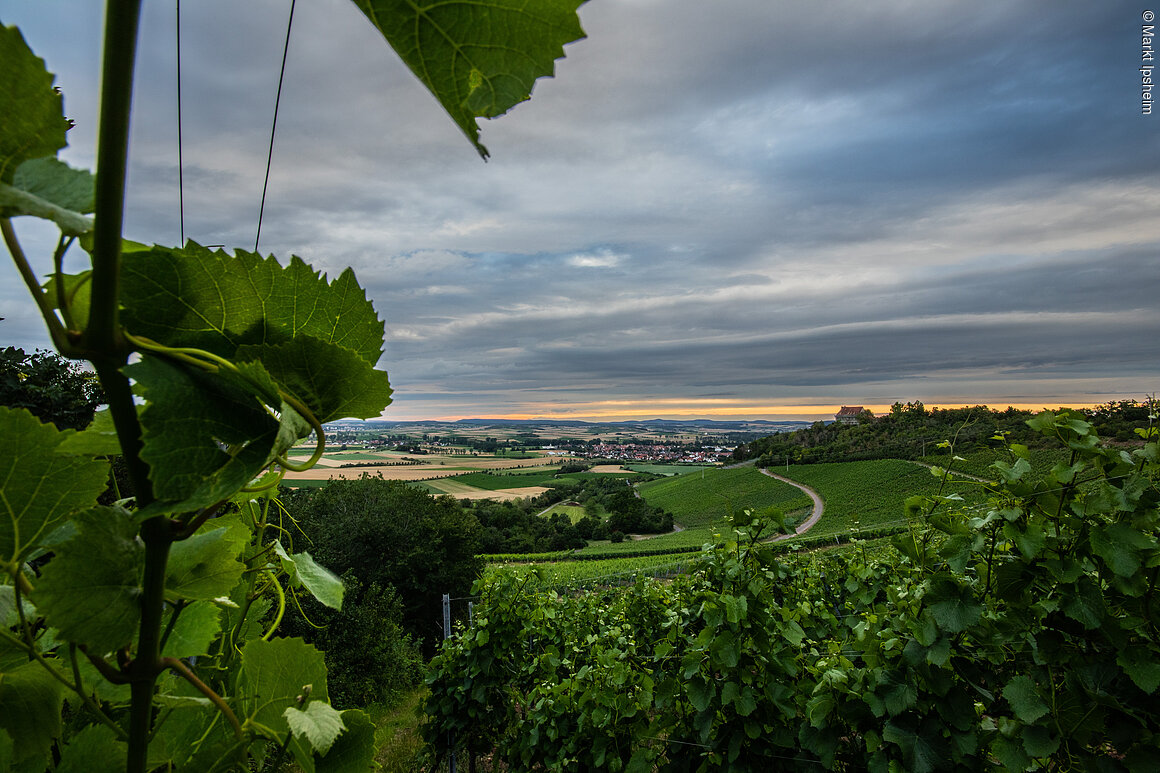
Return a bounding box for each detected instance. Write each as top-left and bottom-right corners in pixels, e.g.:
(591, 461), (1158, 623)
(589, 464), (629, 474)
(424, 478), (551, 500)
(281, 454), (562, 483)
(282, 467), (468, 481)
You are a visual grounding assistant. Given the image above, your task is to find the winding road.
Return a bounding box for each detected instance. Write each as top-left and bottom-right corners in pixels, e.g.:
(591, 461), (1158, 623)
(758, 469), (825, 542)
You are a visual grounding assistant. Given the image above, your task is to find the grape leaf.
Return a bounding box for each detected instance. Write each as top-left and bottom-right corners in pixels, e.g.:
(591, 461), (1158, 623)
(0, 729), (12, 772)
(166, 526), (248, 601)
(350, 0), (586, 158)
(0, 179), (92, 235)
(0, 583), (35, 629)
(316, 709), (376, 773)
(284, 702), (346, 755)
(33, 506), (143, 654)
(121, 244), (384, 366)
(924, 575), (982, 634)
(882, 720), (940, 773)
(127, 356), (308, 516)
(237, 637), (330, 737)
(1061, 576), (1105, 630)
(1117, 647), (1160, 694)
(0, 156), (94, 235)
(0, 406), (109, 565)
(14, 156), (94, 212)
(0, 660), (65, 773)
(0, 24), (68, 183)
(161, 602), (223, 659)
(56, 408), (121, 457)
(1003, 675), (1049, 723)
(1090, 522), (1152, 578)
(237, 337), (392, 423)
(273, 540), (344, 610)
(42, 270), (92, 333)
(55, 724), (124, 773)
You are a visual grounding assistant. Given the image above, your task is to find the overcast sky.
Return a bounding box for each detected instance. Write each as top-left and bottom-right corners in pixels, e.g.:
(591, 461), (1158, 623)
(3, 1), (1158, 421)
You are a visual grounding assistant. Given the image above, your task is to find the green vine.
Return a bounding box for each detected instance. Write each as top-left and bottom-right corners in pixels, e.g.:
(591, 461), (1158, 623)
(0, 0), (587, 770)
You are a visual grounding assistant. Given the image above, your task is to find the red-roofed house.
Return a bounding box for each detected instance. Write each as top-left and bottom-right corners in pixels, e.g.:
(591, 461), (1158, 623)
(835, 406), (865, 425)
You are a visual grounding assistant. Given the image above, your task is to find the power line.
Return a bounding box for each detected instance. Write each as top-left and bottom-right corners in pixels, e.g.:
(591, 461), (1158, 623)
(255, 0), (297, 253)
(175, 0), (184, 244)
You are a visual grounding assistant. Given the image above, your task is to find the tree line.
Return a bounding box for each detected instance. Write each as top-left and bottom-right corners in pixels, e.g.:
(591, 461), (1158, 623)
(732, 400), (1155, 466)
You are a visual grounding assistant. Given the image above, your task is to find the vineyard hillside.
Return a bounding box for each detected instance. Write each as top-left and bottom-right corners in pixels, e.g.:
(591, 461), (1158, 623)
(637, 465), (812, 527)
(776, 458), (982, 536)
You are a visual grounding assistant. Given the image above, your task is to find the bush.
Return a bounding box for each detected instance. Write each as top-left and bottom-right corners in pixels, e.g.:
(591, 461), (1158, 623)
(281, 475), (483, 653)
(280, 572), (423, 708)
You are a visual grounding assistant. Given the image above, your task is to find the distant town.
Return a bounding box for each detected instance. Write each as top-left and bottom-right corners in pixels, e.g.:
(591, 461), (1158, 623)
(306, 417), (814, 463)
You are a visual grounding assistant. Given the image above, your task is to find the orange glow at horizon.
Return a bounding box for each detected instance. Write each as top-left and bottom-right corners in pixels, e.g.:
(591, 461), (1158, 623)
(417, 400), (1106, 423)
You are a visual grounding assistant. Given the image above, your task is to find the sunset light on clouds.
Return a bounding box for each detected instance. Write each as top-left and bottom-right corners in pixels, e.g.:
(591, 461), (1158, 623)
(1, 1), (1156, 422)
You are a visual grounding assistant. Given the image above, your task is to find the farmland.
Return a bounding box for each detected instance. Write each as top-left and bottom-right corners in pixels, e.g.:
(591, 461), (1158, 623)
(638, 465), (813, 528)
(771, 458), (983, 537)
(280, 449), (570, 486)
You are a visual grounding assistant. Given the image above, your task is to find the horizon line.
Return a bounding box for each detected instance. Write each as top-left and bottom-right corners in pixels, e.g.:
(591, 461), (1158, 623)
(343, 401), (1111, 424)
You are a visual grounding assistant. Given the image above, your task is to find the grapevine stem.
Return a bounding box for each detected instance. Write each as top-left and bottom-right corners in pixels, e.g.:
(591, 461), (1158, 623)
(84, 0), (142, 358)
(163, 656), (244, 740)
(1, 218), (72, 353)
(53, 233), (78, 331)
(261, 571), (287, 640)
(127, 519), (174, 773)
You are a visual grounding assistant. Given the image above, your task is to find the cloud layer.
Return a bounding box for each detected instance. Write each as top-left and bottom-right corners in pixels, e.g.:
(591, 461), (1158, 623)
(3, 0), (1157, 420)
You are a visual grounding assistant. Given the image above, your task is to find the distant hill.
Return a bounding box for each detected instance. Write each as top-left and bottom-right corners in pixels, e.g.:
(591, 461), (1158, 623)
(326, 417), (813, 434)
(732, 400), (1152, 466)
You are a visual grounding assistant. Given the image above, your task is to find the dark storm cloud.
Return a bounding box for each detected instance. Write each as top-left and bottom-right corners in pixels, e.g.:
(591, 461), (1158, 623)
(2, 0), (1157, 418)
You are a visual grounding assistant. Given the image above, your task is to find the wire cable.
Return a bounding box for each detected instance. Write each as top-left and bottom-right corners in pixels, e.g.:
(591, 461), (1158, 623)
(255, 0), (297, 253)
(175, 0), (185, 244)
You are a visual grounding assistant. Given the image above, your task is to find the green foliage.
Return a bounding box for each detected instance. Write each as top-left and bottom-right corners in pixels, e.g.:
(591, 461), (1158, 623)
(0, 347), (104, 431)
(279, 574), (424, 709)
(0, 25), (67, 183)
(777, 458), (982, 536)
(1, 3), (586, 771)
(0, 406), (109, 567)
(351, 0), (587, 158)
(425, 413), (1160, 771)
(735, 404), (1056, 466)
(638, 465), (811, 528)
(280, 476), (483, 651)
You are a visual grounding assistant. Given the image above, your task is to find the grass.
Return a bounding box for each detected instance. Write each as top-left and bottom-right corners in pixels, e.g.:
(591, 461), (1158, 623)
(366, 688), (428, 772)
(637, 466), (812, 528)
(539, 503), (588, 523)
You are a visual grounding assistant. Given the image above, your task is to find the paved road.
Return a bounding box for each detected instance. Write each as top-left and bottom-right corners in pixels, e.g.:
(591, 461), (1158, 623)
(758, 469), (825, 542)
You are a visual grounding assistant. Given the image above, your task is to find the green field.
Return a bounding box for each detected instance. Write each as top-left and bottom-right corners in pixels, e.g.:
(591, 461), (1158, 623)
(539, 503), (588, 523)
(572, 526), (720, 556)
(448, 471), (562, 490)
(637, 466), (812, 528)
(280, 478), (331, 489)
(557, 471), (642, 480)
(625, 463), (714, 476)
(776, 459), (983, 537)
(486, 553), (699, 587)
